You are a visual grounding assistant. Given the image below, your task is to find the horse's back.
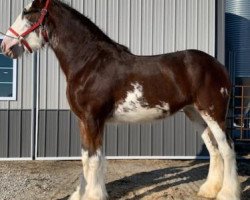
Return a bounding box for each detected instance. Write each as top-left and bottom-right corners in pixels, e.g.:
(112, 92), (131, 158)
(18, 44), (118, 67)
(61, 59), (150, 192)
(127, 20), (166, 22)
(111, 49), (230, 122)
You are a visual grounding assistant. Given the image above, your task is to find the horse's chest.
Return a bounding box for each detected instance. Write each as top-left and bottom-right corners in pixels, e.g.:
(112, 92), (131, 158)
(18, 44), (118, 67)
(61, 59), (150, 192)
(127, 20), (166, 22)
(112, 82), (170, 122)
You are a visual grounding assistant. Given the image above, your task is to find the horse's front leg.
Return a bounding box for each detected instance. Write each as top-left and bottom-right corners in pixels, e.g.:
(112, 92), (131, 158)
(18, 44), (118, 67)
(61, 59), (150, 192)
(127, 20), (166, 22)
(70, 118), (107, 200)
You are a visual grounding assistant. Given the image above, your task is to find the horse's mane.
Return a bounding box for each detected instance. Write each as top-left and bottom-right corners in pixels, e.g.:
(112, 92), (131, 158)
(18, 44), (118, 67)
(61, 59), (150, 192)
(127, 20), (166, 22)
(55, 0), (131, 53)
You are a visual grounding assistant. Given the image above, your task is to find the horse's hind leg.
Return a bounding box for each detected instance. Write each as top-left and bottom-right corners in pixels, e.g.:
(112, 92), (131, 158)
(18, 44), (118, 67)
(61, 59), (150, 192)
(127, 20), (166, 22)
(70, 120), (107, 200)
(194, 85), (240, 200)
(184, 106), (223, 198)
(200, 113), (240, 200)
(198, 128), (224, 198)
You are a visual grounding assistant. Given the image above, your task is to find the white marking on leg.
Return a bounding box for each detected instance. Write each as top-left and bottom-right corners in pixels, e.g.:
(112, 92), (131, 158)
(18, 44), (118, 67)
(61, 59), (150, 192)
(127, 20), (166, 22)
(69, 149), (89, 200)
(200, 113), (240, 200)
(198, 128), (223, 198)
(83, 149), (107, 200)
(113, 82), (170, 122)
(70, 149), (107, 200)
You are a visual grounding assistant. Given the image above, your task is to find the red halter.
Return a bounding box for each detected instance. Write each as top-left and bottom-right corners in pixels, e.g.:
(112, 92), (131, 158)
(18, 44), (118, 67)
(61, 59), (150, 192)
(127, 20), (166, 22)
(8, 0), (51, 53)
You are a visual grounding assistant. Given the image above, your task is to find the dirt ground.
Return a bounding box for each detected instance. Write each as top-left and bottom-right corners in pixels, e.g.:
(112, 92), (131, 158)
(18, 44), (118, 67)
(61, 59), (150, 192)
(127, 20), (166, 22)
(0, 159), (249, 200)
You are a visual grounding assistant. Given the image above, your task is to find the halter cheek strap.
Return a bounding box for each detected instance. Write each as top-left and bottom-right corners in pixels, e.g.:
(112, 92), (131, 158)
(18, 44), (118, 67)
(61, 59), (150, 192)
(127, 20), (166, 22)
(8, 0), (51, 53)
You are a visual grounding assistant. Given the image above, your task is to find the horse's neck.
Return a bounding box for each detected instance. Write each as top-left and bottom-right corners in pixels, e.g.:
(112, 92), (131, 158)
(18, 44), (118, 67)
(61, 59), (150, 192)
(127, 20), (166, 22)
(49, 6), (102, 78)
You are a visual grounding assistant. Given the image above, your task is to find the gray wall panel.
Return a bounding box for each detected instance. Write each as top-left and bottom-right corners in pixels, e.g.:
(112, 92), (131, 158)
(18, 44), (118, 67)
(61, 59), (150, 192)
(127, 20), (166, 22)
(58, 111), (71, 157)
(163, 117), (175, 156)
(117, 124), (129, 156)
(174, 112), (186, 156)
(0, 111), (8, 158)
(128, 124), (141, 156)
(0, 110), (31, 158)
(21, 111), (31, 157)
(185, 117), (197, 156)
(36, 111), (208, 158)
(9, 111), (21, 157)
(45, 111), (58, 157)
(69, 113), (81, 156)
(152, 121), (163, 156)
(105, 124), (118, 156)
(38, 111), (46, 157)
(140, 123), (152, 156)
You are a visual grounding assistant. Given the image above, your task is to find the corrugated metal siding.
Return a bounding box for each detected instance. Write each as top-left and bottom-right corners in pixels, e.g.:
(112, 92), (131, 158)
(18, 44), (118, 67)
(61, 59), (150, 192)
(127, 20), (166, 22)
(35, 0), (214, 158)
(0, 0), (215, 158)
(0, 0), (34, 158)
(0, 110), (31, 158)
(37, 111), (207, 157)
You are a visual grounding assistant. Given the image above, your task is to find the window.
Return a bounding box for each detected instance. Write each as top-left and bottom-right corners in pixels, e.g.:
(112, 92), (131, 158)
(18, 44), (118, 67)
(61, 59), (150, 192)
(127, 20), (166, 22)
(0, 37), (17, 100)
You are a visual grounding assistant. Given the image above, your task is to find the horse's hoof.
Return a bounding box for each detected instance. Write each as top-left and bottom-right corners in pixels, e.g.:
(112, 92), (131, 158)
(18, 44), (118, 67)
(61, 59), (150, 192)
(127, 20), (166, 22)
(69, 186), (81, 200)
(216, 189), (240, 200)
(198, 182), (221, 199)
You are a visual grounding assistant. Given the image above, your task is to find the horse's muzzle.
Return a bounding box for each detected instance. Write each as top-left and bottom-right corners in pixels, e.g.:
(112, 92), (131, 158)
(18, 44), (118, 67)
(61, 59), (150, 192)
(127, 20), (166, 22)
(1, 38), (24, 58)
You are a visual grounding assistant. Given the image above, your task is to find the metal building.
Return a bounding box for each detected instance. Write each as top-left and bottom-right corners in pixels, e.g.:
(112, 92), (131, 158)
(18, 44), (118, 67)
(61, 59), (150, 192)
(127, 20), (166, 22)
(0, 0), (225, 160)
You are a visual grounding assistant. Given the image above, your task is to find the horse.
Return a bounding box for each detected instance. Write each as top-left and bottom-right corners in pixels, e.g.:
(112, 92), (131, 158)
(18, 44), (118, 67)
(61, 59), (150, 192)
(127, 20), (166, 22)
(1, 0), (240, 199)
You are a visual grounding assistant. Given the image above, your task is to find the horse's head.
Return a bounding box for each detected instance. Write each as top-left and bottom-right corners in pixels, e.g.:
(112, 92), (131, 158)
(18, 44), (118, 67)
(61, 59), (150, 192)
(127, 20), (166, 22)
(1, 0), (51, 58)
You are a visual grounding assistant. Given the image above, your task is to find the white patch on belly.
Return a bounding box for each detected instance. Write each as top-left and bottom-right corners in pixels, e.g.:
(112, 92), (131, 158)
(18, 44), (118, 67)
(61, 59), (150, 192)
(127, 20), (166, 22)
(113, 82), (170, 122)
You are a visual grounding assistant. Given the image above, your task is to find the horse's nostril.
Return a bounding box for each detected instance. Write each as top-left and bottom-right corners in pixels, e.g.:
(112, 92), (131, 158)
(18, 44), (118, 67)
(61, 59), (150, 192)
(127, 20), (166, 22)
(9, 45), (15, 51)
(0, 42), (5, 52)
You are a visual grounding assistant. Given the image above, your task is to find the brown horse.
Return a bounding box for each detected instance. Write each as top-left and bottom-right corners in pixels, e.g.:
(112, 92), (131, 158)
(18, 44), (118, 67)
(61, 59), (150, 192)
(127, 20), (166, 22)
(1, 0), (240, 200)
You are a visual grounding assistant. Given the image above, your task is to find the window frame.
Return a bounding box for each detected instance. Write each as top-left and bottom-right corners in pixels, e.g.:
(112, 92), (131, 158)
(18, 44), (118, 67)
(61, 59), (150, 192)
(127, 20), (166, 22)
(0, 36), (17, 101)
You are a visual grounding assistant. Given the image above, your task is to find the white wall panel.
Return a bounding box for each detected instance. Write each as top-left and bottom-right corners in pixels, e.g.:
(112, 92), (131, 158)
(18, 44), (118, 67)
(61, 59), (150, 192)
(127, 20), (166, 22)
(0, 0), (33, 110)
(96, 0), (107, 33)
(186, 0), (198, 49)
(198, 0), (209, 52)
(153, 0), (164, 54)
(118, 0), (130, 48)
(0, 0), (215, 110)
(130, 0), (142, 54)
(141, 0), (153, 55)
(164, 0), (176, 52)
(107, 0), (119, 42)
(176, 0), (187, 50)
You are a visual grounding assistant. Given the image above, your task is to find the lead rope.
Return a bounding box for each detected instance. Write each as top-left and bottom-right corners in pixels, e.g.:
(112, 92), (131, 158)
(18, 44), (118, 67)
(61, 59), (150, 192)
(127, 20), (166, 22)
(0, 31), (19, 40)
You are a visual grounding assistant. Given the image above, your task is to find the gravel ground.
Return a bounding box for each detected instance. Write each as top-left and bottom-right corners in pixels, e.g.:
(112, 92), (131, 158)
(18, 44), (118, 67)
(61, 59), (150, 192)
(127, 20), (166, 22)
(0, 159), (249, 200)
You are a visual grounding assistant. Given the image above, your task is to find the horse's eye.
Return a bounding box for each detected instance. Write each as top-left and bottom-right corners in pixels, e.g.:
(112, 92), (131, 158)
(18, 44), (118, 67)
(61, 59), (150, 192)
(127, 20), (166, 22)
(23, 8), (40, 16)
(23, 8), (29, 15)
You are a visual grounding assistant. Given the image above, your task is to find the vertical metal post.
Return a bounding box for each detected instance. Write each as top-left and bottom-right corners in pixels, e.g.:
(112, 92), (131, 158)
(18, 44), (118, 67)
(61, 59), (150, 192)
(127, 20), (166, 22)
(31, 52), (37, 160)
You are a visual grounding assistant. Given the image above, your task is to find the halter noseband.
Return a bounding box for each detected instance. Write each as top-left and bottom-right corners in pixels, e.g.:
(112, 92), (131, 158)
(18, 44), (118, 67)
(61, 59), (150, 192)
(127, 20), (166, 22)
(8, 0), (51, 53)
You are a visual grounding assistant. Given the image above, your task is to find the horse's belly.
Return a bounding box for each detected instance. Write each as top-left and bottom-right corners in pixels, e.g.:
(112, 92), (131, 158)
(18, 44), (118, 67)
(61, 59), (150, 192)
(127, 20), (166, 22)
(110, 82), (170, 123)
(112, 106), (166, 122)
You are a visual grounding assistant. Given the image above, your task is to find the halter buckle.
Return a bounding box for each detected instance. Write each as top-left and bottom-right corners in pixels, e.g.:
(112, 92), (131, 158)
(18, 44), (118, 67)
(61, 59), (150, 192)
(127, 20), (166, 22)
(18, 35), (24, 41)
(41, 9), (48, 16)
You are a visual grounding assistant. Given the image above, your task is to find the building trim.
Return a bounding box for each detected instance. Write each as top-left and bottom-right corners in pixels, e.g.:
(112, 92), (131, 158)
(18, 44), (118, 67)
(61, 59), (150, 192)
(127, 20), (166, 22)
(35, 156), (210, 161)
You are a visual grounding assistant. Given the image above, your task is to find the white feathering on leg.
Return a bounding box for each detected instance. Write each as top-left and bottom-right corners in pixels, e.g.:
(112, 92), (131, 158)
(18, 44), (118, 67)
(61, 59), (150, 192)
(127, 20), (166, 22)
(198, 128), (224, 198)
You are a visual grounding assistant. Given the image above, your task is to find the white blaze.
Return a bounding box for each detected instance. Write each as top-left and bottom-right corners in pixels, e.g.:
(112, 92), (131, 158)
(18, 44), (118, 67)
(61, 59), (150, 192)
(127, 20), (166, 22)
(4, 2), (45, 52)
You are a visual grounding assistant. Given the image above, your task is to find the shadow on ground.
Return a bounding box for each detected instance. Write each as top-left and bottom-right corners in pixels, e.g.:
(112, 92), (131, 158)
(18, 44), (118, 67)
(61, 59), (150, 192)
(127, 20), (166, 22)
(106, 161), (208, 200)
(58, 160), (250, 200)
